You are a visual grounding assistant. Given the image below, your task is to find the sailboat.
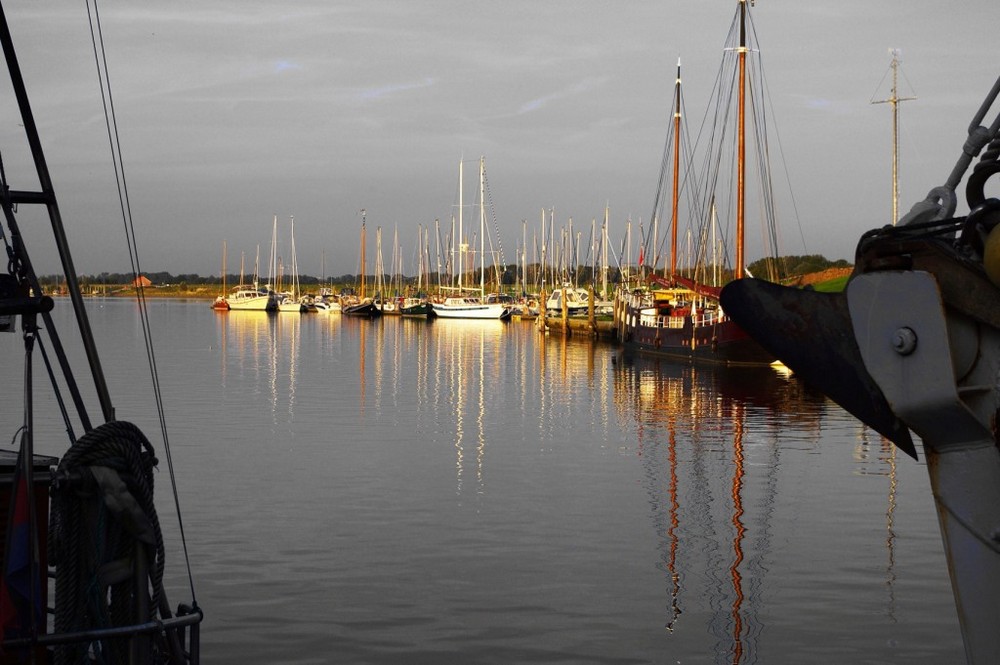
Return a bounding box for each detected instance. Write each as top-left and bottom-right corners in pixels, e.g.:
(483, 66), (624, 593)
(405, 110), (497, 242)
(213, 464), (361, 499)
(0, 3), (202, 662)
(211, 240), (230, 310)
(343, 209), (382, 317)
(431, 157), (512, 320)
(614, 1), (777, 365)
(227, 239), (277, 312)
(277, 215), (307, 312)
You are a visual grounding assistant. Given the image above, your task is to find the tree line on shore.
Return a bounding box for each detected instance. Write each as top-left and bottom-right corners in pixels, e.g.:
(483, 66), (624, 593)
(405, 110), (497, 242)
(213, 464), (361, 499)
(38, 254), (850, 294)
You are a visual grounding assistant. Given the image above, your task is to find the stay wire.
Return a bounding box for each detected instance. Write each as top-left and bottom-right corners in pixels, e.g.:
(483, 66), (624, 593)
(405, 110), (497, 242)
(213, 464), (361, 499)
(85, 0), (197, 605)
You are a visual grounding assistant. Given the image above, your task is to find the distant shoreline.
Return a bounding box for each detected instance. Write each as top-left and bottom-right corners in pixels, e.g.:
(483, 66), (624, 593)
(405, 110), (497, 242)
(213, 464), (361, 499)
(49, 284), (343, 300)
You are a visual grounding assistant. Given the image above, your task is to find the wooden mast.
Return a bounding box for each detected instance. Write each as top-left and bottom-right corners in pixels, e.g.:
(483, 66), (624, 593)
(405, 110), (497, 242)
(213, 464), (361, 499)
(735, 0), (747, 280)
(670, 58), (682, 277)
(359, 208), (366, 300)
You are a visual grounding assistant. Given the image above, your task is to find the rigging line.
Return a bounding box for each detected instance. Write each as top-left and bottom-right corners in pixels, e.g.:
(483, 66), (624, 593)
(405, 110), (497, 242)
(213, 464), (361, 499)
(35, 333), (78, 446)
(85, 0), (197, 604)
(752, 46), (805, 267)
(481, 166), (507, 270)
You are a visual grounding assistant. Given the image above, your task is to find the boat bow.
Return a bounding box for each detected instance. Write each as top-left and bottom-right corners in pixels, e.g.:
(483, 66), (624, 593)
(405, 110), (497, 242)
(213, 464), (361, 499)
(721, 72), (1000, 663)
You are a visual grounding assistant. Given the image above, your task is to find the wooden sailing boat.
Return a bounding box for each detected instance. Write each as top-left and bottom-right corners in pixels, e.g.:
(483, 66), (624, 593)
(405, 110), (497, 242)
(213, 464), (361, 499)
(0, 3), (202, 661)
(614, 0), (777, 365)
(343, 209), (382, 317)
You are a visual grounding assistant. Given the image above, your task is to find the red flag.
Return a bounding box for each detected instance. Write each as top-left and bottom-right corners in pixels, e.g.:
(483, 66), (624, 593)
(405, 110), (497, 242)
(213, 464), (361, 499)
(0, 451), (43, 648)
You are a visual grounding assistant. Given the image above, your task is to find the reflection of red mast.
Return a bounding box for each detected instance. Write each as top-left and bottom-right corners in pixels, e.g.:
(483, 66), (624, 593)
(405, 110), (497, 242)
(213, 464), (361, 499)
(358, 322), (366, 415)
(729, 402), (746, 663)
(666, 414), (682, 631)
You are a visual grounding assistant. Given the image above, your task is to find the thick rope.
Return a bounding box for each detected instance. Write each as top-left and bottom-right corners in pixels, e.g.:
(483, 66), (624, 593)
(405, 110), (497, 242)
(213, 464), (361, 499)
(49, 420), (166, 665)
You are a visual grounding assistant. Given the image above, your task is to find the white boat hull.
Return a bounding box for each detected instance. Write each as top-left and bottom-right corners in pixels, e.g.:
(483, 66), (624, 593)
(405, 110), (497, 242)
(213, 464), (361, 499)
(432, 299), (511, 320)
(228, 294), (274, 311)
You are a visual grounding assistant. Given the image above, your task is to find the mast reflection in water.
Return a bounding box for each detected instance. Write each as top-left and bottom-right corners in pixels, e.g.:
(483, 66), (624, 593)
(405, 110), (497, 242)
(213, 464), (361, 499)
(7, 300), (962, 663)
(613, 357), (813, 661)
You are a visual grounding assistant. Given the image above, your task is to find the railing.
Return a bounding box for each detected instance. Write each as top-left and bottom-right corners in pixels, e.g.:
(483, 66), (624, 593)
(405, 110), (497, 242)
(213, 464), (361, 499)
(636, 308), (726, 330)
(2, 604), (202, 664)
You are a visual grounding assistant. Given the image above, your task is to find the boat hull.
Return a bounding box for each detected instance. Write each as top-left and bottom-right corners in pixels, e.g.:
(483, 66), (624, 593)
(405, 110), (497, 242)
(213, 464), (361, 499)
(342, 302), (382, 317)
(431, 301), (511, 320)
(314, 301), (341, 313)
(616, 298), (774, 366)
(400, 303), (432, 318)
(227, 296), (276, 311)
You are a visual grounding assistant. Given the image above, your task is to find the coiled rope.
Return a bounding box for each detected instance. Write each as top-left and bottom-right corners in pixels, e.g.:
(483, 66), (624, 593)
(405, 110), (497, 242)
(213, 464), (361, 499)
(49, 420), (165, 665)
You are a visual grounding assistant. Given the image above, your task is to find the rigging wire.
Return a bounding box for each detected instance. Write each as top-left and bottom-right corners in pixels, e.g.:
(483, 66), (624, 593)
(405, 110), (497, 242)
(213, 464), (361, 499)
(84, 0), (197, 605)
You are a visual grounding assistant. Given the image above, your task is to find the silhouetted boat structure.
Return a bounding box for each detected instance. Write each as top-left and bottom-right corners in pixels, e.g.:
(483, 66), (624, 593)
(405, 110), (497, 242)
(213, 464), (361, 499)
(721, 69), (1000, 663)
(0, 3), (202, 663)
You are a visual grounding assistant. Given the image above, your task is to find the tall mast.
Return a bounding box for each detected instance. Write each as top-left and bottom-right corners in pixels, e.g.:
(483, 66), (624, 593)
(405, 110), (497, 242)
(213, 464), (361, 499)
(735, 0), (747, 280)
(602, 205), (609, 298)
(670, 58), (682, 277)
(458, 159), (464, 291)
(359, 208), (366, 300)
(872, 49), (915, 226)
(479, 156), (486, 298)
(540, 209), (547, 294)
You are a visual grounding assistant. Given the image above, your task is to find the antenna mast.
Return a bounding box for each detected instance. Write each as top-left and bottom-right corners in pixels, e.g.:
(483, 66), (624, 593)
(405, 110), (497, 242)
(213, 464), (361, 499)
(872, 49), (916, 226)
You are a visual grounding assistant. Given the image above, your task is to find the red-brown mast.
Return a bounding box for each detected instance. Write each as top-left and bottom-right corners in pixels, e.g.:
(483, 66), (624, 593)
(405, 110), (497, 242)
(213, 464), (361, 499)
(670, 58), (682, 278)
(735, 0), (747, 280)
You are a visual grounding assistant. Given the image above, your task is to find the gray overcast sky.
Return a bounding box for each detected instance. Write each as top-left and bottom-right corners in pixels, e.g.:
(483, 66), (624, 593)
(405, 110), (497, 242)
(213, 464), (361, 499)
(2, 0), (998, 278)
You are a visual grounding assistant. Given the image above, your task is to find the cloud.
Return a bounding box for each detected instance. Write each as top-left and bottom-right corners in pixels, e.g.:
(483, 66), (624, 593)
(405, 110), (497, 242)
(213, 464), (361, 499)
(518, 76), (609, 115)
(357, 77), (436, 101)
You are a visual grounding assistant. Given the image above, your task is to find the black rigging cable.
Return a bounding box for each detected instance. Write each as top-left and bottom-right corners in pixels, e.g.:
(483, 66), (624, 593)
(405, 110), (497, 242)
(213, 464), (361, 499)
(84, 0), (197, 606)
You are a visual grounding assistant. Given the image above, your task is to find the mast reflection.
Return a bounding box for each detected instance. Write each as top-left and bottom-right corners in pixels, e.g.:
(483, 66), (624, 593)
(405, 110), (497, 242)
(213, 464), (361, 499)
(216, 310), (301, 421)
(427, 320), (508, 495)
(613, 354), (825, 663)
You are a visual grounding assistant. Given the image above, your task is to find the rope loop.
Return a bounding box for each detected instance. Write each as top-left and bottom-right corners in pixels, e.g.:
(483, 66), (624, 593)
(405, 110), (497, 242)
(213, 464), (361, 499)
(49, 420), (167, 665)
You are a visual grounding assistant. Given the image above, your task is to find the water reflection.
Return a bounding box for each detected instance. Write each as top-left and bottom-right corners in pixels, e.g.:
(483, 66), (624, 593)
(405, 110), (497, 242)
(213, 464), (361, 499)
(612, 354), (826, 664)
(215, 311), (301, 421)
(426, 320), (508, 495)
(855, 426), (900, 621)
(208, 311), (918, 663)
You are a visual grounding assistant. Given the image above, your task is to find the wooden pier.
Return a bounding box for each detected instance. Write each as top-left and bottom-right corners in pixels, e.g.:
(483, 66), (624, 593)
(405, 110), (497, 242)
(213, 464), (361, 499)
(532, 287), (616, 340)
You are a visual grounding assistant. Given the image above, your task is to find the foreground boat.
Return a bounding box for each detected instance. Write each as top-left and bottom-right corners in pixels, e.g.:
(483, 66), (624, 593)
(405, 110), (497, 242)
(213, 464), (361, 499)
(614, 2), (777, 366)
(0, 4), (202, 662)
(720, 71), (1000, 664)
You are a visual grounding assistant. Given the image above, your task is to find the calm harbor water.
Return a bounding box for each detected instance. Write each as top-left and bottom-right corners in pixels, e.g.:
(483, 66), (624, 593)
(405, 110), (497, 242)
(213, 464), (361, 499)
(5, 298), (962, 663)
